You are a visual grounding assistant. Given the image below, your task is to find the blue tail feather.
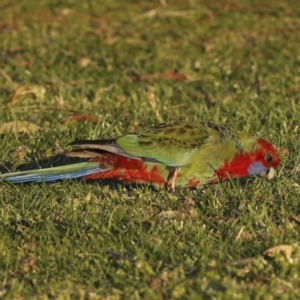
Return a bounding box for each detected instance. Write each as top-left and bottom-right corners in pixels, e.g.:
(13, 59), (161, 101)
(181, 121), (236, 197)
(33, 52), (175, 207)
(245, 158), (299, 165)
(0, 162), (110, 184)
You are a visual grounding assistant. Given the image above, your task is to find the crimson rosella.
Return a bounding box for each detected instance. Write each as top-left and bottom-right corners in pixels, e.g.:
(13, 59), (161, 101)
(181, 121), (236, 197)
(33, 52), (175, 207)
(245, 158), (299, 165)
(0, 121), (280, 189)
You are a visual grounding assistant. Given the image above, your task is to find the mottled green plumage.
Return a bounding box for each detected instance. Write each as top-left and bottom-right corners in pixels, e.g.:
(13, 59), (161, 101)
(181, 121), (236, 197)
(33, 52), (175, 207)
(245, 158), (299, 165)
(115, 121), (257, 185)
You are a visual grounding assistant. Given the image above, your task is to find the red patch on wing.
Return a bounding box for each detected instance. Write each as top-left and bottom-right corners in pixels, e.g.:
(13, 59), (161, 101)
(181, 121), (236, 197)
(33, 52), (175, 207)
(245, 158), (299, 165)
(85, 154), (165, 184)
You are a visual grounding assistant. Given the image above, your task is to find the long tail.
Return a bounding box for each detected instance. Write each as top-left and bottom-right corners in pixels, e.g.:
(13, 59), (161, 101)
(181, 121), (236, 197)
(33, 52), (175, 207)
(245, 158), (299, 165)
(0, 154), (166, 185)
(0, 162), (106, 184)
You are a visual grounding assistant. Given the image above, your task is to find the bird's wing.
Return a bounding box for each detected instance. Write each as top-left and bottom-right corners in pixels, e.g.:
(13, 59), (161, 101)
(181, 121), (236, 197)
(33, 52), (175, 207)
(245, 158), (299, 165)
(116, 122), (224, 167)
(69, 122), (245, 168)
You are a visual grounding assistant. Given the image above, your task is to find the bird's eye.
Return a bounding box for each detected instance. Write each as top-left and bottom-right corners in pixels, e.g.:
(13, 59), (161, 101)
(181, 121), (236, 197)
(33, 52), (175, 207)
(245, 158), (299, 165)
(265, 154), (273, 163)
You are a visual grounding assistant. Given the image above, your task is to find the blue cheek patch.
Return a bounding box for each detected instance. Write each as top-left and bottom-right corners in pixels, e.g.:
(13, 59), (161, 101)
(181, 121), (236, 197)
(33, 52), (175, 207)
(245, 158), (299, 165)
(248, 162), (267, 175)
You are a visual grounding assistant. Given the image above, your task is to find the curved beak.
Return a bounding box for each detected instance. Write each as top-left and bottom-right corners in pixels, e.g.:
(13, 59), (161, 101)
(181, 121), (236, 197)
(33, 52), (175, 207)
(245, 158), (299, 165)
(260, 167), (276, 180)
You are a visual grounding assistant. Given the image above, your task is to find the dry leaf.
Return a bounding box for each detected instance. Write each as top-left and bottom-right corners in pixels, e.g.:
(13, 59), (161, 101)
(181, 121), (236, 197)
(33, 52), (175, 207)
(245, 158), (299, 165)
(156, 210), (179, 219)
(0, 121), (41, 135)
(280, 147), (290, 157)
(129, 70), (188, 82)
(263, 245), (300, 262)
(21, 256), (38, 272)
(163, 71), (187, 81)
(148, 236), (163, 245)
(146, 86), (162, 122)
(76, 57), (92, 68)
(9, 147), (30, 160)
(9, 85), (45, 107)
(290, 214), (300, 224)
(184, 196), (196, 206)
(62, 114), (99, 124)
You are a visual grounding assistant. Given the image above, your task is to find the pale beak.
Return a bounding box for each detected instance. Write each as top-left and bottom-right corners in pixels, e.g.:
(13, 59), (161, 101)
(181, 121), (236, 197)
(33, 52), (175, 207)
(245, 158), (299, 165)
(260, 167), (276, 180)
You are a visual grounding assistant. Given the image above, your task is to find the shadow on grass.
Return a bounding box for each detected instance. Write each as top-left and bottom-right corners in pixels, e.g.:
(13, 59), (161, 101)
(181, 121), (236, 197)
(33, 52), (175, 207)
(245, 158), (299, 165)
(0, 153), (81, 174)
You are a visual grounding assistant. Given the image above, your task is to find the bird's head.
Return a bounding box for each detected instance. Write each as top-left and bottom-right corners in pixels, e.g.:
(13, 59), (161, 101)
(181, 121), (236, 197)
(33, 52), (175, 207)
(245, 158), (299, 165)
(247, 138), (280, 179)
(216, 138), (280, 181)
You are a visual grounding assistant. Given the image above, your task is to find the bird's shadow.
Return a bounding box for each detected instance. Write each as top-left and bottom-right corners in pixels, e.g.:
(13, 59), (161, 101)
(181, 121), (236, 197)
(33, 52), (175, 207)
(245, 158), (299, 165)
(0, 152), (82, 173)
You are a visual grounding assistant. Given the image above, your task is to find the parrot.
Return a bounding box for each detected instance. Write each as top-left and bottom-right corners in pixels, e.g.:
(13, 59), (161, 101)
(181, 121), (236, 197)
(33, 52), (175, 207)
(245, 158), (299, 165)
(0, 121), (280, 190)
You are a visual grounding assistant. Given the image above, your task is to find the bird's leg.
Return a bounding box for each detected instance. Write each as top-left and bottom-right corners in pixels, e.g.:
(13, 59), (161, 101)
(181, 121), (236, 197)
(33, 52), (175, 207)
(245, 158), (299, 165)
(171, 168), (181, 191)
(165, 167), (175, 190)
(165, 167), (181, 192)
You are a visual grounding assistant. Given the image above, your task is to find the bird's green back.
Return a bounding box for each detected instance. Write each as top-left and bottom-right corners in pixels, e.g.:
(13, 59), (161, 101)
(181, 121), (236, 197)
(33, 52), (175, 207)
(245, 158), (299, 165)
(116, 122), (257, 172)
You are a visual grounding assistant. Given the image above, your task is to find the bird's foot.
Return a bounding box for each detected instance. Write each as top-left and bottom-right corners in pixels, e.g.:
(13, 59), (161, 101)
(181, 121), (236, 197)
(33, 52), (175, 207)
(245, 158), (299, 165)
(165, 167), (181, 192)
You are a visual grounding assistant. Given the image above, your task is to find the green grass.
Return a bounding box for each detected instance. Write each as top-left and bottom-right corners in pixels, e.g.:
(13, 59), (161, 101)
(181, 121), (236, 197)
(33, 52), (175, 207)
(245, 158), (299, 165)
(0, 0), (299, 298)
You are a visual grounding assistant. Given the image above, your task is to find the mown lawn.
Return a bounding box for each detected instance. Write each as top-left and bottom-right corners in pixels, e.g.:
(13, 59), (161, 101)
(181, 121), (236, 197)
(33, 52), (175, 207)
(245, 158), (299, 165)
(0, 0), (299, 298)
